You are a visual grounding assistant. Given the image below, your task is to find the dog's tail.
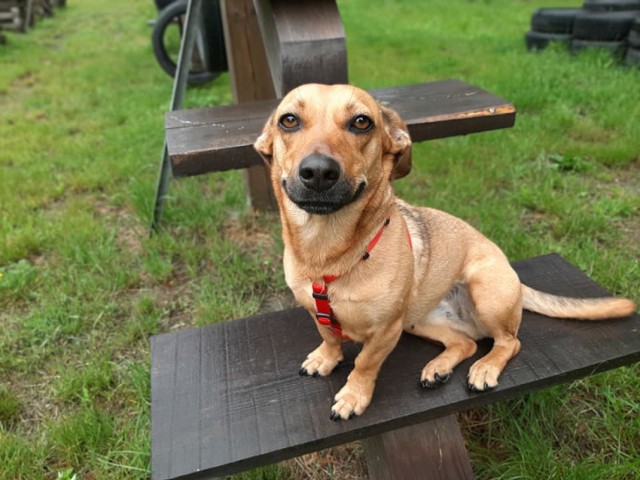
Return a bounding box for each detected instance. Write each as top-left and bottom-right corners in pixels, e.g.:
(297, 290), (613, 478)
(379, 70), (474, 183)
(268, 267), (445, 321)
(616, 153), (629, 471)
(522, 285), (636, 320)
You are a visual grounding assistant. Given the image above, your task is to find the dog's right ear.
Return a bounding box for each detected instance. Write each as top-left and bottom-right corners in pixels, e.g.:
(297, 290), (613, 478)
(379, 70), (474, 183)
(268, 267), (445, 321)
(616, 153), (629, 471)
(254, 114), (274, 166)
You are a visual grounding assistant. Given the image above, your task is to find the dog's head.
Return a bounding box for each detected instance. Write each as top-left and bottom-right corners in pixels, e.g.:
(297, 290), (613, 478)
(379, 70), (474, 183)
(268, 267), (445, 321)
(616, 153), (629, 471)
(254, 84), (412, 215)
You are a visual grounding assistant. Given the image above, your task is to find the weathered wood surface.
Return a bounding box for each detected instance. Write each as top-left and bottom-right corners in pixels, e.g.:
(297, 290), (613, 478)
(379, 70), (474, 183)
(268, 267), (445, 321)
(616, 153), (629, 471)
(165, 79), (516, 178)
(220, 0), (277, 209)
(150, 253), (639, 480)
(252, 0), (348, 97)
(362, 414), (475, 480)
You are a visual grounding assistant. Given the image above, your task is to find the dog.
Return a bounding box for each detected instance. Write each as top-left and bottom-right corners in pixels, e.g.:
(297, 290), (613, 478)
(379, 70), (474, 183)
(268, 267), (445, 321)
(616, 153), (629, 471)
(253, 83), (636, 421)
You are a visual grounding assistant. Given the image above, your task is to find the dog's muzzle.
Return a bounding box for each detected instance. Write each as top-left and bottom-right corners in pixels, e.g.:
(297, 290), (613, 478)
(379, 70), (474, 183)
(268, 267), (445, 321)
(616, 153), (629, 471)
(283, 154), (366, 215)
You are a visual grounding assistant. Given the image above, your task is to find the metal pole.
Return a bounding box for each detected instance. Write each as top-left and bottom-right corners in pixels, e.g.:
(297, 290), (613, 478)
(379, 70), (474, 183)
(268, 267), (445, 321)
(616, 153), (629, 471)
(150, 0), (204, 235)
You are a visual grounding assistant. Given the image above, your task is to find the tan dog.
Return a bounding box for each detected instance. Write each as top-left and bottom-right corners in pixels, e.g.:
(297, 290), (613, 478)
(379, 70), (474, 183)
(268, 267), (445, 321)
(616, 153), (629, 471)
(253, 84), (636, 421)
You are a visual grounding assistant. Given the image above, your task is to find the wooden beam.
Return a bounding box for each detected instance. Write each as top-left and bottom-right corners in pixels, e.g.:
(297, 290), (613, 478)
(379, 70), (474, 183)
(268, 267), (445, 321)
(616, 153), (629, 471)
(220, 0), (277, 210)
(362, 415), (475, 480)
(165, 80), (516, 178)
(252, 0), (348, 96)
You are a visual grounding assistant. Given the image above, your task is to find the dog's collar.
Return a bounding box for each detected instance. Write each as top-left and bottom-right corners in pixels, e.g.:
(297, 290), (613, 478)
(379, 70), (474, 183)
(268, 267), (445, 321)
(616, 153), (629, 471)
(311, 217), (392, 340)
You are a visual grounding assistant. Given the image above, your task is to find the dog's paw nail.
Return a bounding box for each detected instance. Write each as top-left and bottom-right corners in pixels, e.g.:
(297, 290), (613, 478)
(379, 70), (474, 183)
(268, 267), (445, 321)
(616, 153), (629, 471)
(348, 412), (357, 420)
(435, 373), (450, 383)
(312, 371), (319, 378)
(299, 368), (309, 377)
(467, 381), (494, 392)
(330, 411), (341, 421)
(420, 379), (435, 389)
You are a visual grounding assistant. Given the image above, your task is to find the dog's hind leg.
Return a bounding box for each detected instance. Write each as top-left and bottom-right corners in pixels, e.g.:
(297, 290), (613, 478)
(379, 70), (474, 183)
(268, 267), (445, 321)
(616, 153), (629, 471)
(466, 331), (520, 391)
(465, 265), (522, 392)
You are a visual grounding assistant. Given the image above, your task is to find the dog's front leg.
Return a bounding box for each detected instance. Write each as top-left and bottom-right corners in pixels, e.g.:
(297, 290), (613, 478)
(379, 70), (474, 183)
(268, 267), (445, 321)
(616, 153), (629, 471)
(331, 319), (403, 420)
(299, 317), (344, 377)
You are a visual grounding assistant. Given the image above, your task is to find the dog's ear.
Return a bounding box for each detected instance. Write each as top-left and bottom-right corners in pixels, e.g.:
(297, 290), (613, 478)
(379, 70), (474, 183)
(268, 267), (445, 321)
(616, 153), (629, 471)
(381, 106), (412, 180)
(254, 114), (274, 166)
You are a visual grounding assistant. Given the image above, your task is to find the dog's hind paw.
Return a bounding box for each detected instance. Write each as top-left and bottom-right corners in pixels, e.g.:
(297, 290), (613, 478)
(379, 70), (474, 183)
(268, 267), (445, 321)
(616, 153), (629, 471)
(467, 360), (500, 392)
(420, 372), (451, 389)
(420, 359), (454, 389)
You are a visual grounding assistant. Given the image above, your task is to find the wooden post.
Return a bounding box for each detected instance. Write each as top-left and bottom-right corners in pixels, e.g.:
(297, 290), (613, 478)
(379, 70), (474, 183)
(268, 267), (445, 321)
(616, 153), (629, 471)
(220, 0), (278, 211)
(252, 0), (348, 97)
(362, 415), (475, 480)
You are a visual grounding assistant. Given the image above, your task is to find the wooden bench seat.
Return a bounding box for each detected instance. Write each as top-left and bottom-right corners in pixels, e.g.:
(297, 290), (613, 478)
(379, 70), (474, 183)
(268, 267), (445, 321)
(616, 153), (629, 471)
(150, 253), (640, 480)
(164, 80), (516, 178)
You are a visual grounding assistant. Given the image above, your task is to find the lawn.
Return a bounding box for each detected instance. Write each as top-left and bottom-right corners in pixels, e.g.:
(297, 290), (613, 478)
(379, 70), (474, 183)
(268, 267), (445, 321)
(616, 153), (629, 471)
(0, 0), (638, 479)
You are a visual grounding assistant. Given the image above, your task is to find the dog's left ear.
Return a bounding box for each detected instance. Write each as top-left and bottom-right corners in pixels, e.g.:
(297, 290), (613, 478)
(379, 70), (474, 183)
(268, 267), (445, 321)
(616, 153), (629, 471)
(381, 106), (412, 180)
(254, 114), (274, 167)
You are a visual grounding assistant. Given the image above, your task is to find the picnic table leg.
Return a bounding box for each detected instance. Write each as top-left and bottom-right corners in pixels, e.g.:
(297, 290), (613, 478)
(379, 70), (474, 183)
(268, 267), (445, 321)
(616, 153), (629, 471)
(220, 0), (278, 211)
(151, 0), (203, 233)
(362, 414), (475, 480)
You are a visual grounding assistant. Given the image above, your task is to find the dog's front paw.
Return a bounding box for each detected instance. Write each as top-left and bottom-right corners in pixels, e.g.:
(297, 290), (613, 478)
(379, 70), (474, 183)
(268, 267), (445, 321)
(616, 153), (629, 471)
(420, 359), (453, 389)
(467, 359), (500, 392)
(330, 380), (373, 421)
(299, 342), (343, 377)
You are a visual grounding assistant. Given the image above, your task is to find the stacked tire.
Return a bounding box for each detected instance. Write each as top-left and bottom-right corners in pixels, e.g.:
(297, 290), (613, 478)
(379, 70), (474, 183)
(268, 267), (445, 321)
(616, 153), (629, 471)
(526, 8), (579, 50)
(627, 16), (640, 64)
(525, 0), (640, 66)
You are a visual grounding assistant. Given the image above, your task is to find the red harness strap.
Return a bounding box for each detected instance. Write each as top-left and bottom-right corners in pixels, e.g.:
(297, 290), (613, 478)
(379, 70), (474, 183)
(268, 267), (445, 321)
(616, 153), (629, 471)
(312, 217), (401, 340)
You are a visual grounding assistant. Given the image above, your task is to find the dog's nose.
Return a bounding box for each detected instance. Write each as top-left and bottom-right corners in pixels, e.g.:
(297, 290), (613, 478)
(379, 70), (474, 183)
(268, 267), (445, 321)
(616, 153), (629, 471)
(298, 154), (341, 192)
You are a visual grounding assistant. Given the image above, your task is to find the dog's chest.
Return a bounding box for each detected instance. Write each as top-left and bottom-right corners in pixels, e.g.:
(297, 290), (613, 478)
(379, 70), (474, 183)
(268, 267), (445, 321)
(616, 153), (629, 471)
(285, 260), (407, 339)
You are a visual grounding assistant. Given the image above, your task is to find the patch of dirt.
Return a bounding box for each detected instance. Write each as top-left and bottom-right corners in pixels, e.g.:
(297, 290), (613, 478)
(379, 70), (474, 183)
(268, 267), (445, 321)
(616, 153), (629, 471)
(280, 442), (368, 480)
(607, 161), (640, 253)
(221, 213), (276, 255)
(6, 374), (62, 436)
(93, 198), (145, 256)
(11, 70), (37, 89)
(258, 291), (298, 314)
(154, 272), (196, 332)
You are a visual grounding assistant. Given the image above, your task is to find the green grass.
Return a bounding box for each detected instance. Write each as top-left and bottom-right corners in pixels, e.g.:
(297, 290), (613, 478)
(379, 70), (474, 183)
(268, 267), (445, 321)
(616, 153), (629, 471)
(0, 0), (638, 478)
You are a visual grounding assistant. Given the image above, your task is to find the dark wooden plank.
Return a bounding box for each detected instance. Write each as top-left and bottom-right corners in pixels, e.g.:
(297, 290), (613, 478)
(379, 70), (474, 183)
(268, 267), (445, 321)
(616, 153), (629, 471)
(362, 415), (475, 480)
(165, 80), (516, 178)
(151, 254), (639, 479)
(252, 0), (348, 97)
(150, 333), (177, 478)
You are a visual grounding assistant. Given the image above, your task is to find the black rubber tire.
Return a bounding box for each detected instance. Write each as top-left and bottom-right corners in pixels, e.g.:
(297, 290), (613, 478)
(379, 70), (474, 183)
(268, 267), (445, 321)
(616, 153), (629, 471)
(571, 38), (628, 58)
(583, 0), (640, 11)
(154, 0), (175, 12)
(624, 46), (640, 64)
(200, 0), (228, 73)
(151, 0), (219, 86)
(572, 10), (639, 41)
(531, 8), (581, 34)
(525, 30), (572, 51)
(629, 17), (640, 47)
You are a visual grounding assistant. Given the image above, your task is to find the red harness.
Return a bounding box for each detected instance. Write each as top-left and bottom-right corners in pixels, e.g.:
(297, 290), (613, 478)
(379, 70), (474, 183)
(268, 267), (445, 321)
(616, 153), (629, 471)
(311, 217), (412, 340)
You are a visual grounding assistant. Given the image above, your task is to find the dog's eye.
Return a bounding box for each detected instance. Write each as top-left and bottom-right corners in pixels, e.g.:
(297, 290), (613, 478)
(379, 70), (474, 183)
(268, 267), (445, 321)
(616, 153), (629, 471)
(349, 115), (374, 133)
(278, 114), (300, 131)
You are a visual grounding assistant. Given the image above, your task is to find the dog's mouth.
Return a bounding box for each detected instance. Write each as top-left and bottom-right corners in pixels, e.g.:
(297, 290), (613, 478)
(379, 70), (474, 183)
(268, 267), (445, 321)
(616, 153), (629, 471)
(284, 179), (367, 215)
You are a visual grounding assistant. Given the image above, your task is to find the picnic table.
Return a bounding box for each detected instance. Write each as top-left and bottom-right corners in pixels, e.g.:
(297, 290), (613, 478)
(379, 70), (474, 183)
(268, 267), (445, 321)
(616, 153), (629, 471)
(149, 1), (640, 479)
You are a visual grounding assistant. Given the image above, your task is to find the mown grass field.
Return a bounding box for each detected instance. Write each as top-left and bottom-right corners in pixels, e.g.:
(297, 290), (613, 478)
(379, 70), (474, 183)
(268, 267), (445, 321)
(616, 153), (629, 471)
(1, 0), (638, 478)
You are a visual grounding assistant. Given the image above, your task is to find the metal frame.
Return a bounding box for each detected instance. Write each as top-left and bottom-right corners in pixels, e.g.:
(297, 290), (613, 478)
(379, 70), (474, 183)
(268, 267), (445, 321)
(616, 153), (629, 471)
(150, 0), (203, 234)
